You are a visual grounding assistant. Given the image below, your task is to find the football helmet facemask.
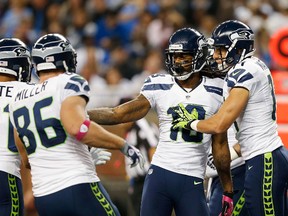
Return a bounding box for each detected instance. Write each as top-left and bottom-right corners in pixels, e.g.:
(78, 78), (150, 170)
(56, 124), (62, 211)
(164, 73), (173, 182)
(165, 28), (207, 80)
(208, 19), (255, 73)
(0, 38), (31, 82)
(32, 33), (77, 74)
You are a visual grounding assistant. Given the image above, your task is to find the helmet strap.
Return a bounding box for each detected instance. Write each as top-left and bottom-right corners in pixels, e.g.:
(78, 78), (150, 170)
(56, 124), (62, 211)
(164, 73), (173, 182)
(238, 49), (246, 63)
(18, 67), (23, 81)
(63, 61), (68, 72)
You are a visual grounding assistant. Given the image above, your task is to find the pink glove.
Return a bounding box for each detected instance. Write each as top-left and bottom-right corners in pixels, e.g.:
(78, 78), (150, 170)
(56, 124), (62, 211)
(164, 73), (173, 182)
(219, 192), (233, 216)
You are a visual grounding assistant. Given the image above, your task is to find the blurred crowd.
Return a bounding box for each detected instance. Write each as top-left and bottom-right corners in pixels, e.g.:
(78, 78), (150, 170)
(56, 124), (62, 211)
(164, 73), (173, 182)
(1, 1), (288, 216)
(0, 0), (287, 107)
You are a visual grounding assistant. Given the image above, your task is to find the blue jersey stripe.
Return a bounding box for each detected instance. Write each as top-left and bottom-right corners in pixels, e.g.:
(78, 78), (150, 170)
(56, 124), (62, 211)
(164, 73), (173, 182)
(227, 72), (254, 88)
(70, 75), (86, 86)
(238, 73), (253, 83)
(227, 80), (236, 88)
(83, 84), (90, 91)
(142, 83), (173, 91)
(64, 82), (80, 92)
(204, 85), (223, 96)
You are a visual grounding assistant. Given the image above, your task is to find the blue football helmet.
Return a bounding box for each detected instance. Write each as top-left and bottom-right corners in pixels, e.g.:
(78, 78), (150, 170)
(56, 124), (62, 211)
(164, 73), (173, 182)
(32, 33), (77, 74)
(0, 38), (31, 82)
(165, 28), (207, 80)
(208, 20), (255, 73)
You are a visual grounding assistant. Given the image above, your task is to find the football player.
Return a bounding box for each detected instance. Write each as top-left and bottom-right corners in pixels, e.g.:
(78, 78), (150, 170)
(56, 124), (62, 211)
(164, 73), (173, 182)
(173, 20), (288, 216)
(0, 38), (32, 216)
(9, 33), (144, 216)
(88, 28), (233, 216)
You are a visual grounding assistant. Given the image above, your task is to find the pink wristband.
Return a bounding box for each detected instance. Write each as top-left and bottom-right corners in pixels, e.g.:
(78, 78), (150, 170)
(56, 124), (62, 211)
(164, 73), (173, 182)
(76, 120), (91, 141)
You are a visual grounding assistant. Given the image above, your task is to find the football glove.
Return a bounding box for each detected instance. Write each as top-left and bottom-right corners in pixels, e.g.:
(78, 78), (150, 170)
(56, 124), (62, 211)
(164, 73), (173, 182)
(172, 103), (198, 130)
(219, 192), (234, 216)
(90, 148), (112, 165)
(121, 142), (145, 169)
(207, 153), (216, 170)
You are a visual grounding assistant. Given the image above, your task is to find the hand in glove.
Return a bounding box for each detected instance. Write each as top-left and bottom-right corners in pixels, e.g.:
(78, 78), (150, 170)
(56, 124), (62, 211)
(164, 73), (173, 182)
(172, 103), (198, 130)
(219, 192), (234, 216)
(121, 142), (145, 169)
(90, 148), (112, 166)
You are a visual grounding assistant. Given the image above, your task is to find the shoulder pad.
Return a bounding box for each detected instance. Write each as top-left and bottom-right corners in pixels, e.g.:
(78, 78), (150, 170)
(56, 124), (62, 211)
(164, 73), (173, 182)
(142, 73), (175, 92)
(144, 73), (174, 84)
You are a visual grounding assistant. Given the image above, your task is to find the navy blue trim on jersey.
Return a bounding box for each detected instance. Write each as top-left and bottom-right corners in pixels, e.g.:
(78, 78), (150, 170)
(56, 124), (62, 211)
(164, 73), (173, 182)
(66, 75), (90, 92)
(203, 85), (223, 96)
(227, 72), (253, 88)
(227, 69), (253, 88)
(238, 73), (253, 83)
(64, 82), (81, 92)
(64, 83), (90, 93)
(229, 69), (246, 80)
(144, 74), (169, 84)
(227, 79), (236, 88)
(70, 75), (86, 86)
(227, 67), (254, 87)
(142, 83), (173, 91)
(83, 85), (90, 91)
(144, 77), (152, 83)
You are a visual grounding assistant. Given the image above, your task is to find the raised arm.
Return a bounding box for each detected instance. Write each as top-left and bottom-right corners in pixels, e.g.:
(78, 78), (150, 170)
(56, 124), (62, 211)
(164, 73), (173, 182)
(87, 94), (151, 125)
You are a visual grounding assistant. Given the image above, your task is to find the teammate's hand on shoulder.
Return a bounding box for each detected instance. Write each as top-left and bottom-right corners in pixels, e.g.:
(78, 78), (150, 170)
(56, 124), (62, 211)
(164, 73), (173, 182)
(90, 148), (112, 166)
(121, 142), (145, 169)
(219, 192), (233, 216)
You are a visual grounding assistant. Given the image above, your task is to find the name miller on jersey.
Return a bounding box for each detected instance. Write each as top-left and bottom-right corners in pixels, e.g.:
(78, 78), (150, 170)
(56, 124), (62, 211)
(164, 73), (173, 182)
(14, 81), (47, 101)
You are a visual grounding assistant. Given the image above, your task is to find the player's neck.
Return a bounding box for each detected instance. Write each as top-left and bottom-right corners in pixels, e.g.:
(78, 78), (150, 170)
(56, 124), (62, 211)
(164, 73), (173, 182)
(39, 71), (64, 83)
(0, 74), (17, 82)
(177, 73), (202, 89)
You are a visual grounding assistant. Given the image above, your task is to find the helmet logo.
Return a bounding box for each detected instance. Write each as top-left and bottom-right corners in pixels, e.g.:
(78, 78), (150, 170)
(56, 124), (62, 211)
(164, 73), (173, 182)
(230, 30), (253, 41)
(15, 47), (28, 56)
(60, 42), (70, 51)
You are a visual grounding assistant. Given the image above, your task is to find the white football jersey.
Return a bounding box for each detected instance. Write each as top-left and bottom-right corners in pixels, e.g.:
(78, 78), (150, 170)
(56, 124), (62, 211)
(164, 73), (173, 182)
(9, 73), (98, 197)
(223, 57), (283, 160)
(141, 74), (224, 179)
(0, 81), (30, 178)
(205, 125), (245, 178)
